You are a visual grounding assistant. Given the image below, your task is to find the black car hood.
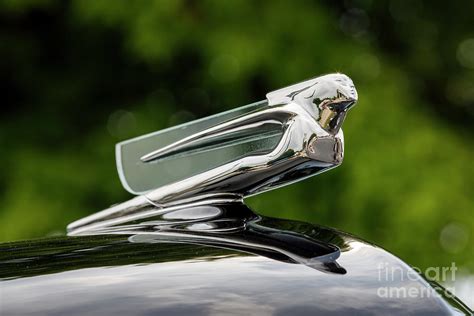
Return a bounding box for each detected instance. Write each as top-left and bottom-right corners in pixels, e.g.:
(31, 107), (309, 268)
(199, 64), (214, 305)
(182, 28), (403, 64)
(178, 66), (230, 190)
(0, 203), (470, 315)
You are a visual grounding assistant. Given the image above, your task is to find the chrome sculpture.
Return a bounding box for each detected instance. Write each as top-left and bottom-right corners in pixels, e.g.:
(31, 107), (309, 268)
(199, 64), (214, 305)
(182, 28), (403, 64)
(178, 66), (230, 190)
(68, 73), (357, 235)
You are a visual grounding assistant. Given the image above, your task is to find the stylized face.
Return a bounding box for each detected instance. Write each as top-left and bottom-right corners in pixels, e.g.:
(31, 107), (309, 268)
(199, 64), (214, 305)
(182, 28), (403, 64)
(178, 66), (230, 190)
(310, 73), (357, 135)
(266, 73), (358, 135)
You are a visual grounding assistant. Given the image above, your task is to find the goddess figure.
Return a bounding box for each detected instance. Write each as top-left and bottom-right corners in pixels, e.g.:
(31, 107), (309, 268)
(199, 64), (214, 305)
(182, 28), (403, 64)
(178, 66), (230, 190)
(68, 73), (357, 235)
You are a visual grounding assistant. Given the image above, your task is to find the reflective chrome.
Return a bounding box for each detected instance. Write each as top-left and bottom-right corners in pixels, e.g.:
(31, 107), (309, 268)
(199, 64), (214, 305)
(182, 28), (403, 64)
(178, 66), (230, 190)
(68, 73), (357, 235)
(69, 202), (346, 274)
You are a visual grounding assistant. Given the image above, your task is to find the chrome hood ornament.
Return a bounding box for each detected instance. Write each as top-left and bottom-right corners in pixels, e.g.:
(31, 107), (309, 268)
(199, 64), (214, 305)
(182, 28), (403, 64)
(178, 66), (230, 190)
(68, 73), (357, 235)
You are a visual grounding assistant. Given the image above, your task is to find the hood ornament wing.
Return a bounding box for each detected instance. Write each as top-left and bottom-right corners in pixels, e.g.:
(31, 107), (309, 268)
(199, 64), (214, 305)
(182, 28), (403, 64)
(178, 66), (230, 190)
(68, 73), (357, 235)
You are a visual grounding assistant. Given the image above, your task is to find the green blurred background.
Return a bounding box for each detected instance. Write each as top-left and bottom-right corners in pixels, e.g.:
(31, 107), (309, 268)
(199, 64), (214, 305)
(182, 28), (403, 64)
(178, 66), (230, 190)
(0, 0), (472, 302)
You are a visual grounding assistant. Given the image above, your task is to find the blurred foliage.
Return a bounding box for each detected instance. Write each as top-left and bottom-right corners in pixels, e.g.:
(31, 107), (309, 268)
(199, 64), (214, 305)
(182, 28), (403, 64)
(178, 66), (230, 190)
(0, 0), (472, 278)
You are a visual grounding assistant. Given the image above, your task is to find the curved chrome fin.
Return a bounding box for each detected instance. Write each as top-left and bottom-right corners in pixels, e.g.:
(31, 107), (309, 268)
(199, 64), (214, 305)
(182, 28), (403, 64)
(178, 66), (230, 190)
(116, 100), (280, 195)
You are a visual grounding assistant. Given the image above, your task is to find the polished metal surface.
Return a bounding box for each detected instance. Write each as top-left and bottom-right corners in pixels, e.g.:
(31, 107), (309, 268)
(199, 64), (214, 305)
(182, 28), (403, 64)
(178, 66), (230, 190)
(143, 73), (356, 204)
(69, 202), (346, 274)
(68, 73), (357, 235)
(1, 203), (470, 315)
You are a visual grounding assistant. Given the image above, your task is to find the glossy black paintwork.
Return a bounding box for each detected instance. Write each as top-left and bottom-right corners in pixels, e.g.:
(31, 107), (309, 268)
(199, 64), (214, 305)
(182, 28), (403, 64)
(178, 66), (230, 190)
(0, 203), (471, 315)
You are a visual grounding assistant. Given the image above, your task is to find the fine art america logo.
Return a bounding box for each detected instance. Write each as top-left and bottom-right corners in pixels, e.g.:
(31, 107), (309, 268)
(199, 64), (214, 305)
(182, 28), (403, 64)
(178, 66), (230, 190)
(377, 262), (458, 299)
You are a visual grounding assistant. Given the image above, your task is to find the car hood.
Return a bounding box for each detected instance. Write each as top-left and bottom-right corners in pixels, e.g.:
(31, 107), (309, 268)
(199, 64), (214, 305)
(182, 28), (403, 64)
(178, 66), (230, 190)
(0, 202), (470, 315)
